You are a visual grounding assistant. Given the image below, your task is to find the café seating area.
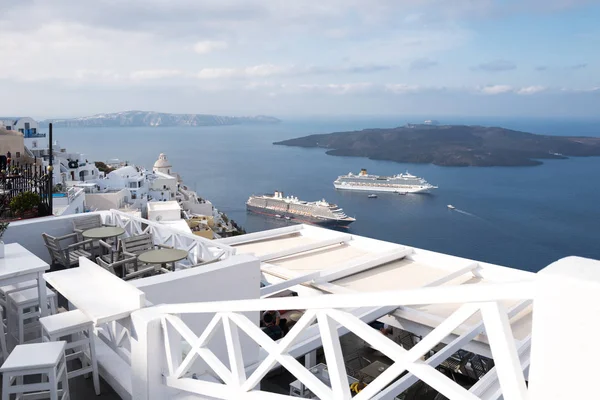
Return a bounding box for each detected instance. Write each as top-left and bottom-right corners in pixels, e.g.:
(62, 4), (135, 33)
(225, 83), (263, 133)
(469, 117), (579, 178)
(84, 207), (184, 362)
(0, 213), (198, 399)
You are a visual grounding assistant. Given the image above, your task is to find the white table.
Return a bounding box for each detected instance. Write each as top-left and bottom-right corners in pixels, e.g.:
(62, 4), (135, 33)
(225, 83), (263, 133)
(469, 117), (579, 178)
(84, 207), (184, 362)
(0, 243), (50, 317)
(43, 257), (145, 325)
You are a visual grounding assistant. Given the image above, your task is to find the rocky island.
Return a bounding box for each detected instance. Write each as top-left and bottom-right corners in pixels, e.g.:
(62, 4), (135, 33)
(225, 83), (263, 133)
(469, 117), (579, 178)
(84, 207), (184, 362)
(274, 124), (600, 167)
(42, 110), (280, 128)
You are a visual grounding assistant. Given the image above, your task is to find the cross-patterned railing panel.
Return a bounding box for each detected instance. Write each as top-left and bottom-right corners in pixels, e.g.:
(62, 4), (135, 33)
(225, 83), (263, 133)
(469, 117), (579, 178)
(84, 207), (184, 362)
(153, 283), (533, 400)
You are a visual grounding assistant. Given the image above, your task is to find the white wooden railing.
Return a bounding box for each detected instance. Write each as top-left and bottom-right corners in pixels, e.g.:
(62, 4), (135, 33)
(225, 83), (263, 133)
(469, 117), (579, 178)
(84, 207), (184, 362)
(105, 209), (236, 264)
(134, 282), (533, 400)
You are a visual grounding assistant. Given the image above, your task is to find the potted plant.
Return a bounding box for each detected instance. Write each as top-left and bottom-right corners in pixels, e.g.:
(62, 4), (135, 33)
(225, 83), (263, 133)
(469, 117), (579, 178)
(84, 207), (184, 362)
(10, 191), (41, 218)
(0, 220), (8, 258)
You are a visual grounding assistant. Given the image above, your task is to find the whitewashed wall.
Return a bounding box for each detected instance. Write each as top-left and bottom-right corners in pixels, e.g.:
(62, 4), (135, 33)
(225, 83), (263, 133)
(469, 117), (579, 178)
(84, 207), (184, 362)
(3, 212), (107, 263)
(86, 189), (129, 211)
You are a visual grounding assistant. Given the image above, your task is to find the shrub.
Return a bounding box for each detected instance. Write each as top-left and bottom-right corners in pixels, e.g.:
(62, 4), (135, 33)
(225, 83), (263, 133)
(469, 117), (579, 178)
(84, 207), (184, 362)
(10, 192), (41, 216)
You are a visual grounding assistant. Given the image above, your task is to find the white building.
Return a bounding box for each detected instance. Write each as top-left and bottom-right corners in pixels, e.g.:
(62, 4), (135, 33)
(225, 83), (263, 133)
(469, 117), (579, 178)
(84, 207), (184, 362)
(0, 117), (42, 138)
(148, 171), (178, 202)
(147, 200), (192, 234)
(96, 166), (149, 212)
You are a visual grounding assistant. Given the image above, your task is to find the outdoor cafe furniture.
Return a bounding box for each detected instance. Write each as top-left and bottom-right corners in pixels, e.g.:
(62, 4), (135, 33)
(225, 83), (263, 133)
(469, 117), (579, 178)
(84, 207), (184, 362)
(82, 226), (126, 245)
(137, 248), (188, 272)
(42, 232), (93, 268)
(0, 341), (70, 400)
(41, 309), (100, 395)
(0, 243), (51, 320)
(72, 213), (113, 243)
(120, 233), (185, 272)
(96, 255), (156, 281)
(0, 307), (6, 363)
(43, 257), (146, 326)
(7, 287), (57, 349)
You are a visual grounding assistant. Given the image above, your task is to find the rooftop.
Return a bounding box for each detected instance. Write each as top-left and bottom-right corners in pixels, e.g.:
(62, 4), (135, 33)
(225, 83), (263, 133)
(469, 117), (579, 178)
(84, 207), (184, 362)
(0, 210), (594, 400)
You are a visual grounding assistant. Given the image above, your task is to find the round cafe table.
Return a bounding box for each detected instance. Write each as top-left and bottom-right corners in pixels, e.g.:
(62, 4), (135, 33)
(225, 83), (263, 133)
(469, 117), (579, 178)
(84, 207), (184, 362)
(82, 226), (126, 240)
(82, 227), (126, 258)
(138, 248), (188, 272)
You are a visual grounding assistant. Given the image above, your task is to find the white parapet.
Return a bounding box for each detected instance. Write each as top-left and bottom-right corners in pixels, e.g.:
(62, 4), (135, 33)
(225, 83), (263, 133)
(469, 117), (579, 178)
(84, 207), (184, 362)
(528, 256), (600, 400)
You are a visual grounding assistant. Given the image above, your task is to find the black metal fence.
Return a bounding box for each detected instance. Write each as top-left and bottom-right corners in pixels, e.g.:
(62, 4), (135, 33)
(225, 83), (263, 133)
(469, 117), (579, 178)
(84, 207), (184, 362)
(0, 162), (52, 219)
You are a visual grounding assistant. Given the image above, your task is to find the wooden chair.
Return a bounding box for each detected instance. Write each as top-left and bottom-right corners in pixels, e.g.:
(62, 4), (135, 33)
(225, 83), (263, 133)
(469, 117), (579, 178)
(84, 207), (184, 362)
(118, 233), (171, 255)
(71, 214), (112, 241)
(72, 214), (114, 251)
(96, 257), (156, 280)
(96, 240), (155, 280)
(42, 233), (93, 268)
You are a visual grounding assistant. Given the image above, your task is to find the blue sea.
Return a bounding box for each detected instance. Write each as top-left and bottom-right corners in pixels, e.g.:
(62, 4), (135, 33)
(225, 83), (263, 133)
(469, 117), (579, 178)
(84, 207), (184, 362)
(53, 116), (600, 273)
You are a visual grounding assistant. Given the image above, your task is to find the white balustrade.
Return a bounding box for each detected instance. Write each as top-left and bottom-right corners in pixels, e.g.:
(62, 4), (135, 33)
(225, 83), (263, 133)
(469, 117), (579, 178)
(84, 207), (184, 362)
(105, 209), (236, 264)
(132, 282), (534, 400)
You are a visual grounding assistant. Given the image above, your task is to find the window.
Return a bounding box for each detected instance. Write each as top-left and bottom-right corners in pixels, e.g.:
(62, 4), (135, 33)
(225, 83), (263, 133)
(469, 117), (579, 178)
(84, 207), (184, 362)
(24, 122), (30, 130)
(15, 152), (20, 158)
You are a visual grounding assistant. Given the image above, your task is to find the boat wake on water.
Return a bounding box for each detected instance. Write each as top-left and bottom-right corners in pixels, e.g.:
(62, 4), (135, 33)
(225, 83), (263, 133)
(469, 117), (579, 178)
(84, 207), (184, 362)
(454, 209), (477, 217)
(449, 207), (486, 221)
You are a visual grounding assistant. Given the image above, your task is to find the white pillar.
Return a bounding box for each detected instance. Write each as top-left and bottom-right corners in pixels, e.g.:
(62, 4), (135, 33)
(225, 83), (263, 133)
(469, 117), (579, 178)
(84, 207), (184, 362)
(131, 309), (179, 400)
(528, 256), (600, 399)
(305, 350), (317, 369)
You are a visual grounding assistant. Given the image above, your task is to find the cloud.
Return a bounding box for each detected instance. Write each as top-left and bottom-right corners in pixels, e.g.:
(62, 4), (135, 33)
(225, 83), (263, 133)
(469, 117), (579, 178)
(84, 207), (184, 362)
(477, 85), (548, 95)
(195, 63), (394, 79)
(130, 69), (183, 80)
(516, 86), (546, 95)
(193, 40), (228, 55)
(196, 68), (239, 79)
(296, 83), (376, 95)
(479, 85), (513, 94)
(385, 84), (428, 94)
(410, 58), (438, 71)
(569, 63), (587, 69)
(473, 60), (517, 72)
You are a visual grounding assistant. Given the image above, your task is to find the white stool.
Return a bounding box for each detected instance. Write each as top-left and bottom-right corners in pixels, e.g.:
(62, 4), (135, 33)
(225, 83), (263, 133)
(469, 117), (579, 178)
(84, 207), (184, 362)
(7, 287), (58, 347)
(41, 310), (100, 395)
(0, 306), (7, 363)
(0, 341), (70, 400)
(0, 280), (38, 321)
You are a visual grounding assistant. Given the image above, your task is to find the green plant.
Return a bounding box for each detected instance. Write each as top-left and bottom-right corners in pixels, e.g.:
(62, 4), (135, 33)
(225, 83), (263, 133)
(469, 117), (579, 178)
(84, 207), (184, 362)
(10, 192), (41, 216)
(0, 221), (9, 240)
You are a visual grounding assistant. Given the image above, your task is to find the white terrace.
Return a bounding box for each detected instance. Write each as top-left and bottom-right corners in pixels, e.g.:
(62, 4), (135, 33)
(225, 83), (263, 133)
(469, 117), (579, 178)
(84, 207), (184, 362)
(1, 211), (598, 400)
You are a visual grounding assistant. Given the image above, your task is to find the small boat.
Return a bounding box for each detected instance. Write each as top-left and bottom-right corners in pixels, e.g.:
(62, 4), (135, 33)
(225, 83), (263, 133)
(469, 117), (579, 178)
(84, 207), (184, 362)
(447, 205), (455, 210)
(275, 214), (282, 218)
(284, 216), (291, 220)
(368, 194), (377, 198)
(399, 192), (407, 195)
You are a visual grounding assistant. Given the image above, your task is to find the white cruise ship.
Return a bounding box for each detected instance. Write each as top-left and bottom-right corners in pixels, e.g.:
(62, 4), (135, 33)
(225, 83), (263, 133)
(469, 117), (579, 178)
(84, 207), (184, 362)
(334, 168), (437, 193)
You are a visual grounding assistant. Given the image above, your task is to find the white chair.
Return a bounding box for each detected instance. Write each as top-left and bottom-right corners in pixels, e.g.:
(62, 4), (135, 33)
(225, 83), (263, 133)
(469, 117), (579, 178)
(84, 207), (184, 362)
(7, 287), (58, 347)
(41, 309), (100, 395)
(0, 341), (70, 400)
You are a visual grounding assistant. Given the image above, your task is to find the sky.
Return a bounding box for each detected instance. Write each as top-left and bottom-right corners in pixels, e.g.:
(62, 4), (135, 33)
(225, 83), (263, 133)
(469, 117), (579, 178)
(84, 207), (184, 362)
(1, 0), (599, 118)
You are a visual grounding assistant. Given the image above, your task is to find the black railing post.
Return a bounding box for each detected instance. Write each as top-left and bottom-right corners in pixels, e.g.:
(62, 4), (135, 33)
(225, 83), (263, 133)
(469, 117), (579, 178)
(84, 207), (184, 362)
(48, 123), (53, 214)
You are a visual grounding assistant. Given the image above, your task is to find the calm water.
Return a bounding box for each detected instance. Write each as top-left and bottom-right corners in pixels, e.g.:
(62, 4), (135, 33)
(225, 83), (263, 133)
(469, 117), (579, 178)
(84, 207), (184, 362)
(53, 116), (600, 272)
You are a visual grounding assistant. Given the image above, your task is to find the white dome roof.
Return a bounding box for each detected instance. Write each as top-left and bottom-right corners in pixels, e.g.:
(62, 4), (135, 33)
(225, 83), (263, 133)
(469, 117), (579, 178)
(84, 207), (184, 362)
(153, 153), (171, 169)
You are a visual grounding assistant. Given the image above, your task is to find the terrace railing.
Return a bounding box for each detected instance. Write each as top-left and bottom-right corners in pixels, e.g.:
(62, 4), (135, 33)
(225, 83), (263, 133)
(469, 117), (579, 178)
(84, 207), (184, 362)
(132, 281), (534, 400)
(0, 162), (52, 218)
(105, 209), (236, 264)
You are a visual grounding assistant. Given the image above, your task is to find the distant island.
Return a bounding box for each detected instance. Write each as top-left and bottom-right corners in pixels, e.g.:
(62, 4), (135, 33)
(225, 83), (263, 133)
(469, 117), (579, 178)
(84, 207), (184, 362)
(41, 110), (281, 128)
(274, 124), (600, 167)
